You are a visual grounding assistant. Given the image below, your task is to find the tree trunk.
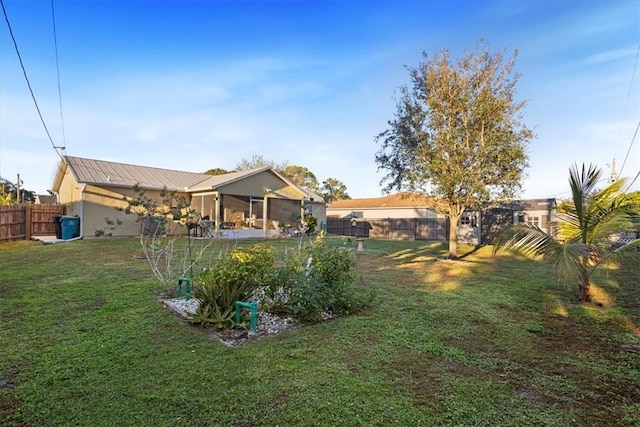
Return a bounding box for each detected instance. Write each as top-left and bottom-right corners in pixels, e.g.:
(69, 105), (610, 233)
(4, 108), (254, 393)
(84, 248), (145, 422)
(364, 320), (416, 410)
(577, 273), (592, 303)
(448, 214), (460, 259)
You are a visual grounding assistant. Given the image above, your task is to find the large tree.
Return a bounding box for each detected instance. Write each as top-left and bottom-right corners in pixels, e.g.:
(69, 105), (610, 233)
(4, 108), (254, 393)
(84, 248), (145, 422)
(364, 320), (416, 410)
(321, 178), (350, 203)
(375, 40), (533, 259)
(494, 164), (640, 302)
(282, 165), (320, 192)
(203, 168), (231, 176)
(235, 155), (288, 172)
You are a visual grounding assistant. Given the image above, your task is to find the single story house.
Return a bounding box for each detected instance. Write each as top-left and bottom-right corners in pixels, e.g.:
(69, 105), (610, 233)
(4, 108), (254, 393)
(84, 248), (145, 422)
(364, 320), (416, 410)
(327, 193), (481, 244)
(51, 156), (325, 238)
(482, 198), (557, 243)
(34, 194), (57, 204)
(327, 194), (557, 245)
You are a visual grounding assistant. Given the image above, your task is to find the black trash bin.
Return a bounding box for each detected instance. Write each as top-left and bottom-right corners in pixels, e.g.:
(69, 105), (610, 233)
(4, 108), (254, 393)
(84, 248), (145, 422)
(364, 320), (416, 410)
(53, 215), (62, 239)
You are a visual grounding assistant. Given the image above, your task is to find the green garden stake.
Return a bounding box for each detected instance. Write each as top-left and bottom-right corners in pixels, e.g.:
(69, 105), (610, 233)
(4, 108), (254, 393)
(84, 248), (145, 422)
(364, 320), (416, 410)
(177, 277), (192, 301)
(235, 301), (258, 335)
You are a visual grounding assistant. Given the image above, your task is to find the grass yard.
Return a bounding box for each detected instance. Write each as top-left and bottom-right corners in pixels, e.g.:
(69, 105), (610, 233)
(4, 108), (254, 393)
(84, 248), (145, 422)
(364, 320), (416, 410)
(0, 236), (639, 426)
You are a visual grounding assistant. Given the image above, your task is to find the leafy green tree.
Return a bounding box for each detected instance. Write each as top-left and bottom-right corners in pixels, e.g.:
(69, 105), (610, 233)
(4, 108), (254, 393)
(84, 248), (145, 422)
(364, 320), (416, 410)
(0, 177), (36, 204)
(322, 178), (350, 203)
(494, 164), (640, 302)
(203, 168), (231, 176)
(375, 40), (533, 259)
(235, 155), (288, 172)
(282, 165), (320, 192)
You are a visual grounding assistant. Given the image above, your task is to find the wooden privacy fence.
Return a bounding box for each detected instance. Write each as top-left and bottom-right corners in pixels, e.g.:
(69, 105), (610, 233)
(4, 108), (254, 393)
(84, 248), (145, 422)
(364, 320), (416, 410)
(326, 218), (448, 241)
(0, 204), (66, 242)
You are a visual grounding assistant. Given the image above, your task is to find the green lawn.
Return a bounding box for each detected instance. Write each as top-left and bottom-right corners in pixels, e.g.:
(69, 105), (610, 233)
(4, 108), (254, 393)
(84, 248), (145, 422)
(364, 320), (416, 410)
(1, 237), (638, 426)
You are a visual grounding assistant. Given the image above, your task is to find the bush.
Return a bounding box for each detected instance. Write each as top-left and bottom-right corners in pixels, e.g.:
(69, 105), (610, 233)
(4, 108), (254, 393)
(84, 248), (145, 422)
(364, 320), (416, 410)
(260, 236), (361, 323)
(303, 214), (318, 234)
(190, 245), (275, 328)
(191, 238), (365, 328)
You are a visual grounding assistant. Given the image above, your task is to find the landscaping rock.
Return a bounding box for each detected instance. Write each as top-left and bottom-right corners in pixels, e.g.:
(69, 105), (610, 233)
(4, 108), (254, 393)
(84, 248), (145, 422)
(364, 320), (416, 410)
(162, 298), (297, 346)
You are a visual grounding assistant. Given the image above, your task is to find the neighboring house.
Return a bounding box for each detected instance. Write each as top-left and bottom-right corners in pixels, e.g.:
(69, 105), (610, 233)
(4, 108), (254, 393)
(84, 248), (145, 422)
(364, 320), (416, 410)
(481, 198), (557, 244)
(51, 156), (325, 238)
(35, 194), (57, 204)
(327, 193), (481, 244)
(327, 193), (440, 219)
(327, 194), (558, 245)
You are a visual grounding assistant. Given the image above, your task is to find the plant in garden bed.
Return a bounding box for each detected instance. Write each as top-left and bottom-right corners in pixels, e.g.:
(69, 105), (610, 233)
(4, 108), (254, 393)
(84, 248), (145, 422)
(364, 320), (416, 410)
(118, 184), (213, 296)
(189, 235), (368, 330)
(260, 235), (364, 323)
(190, 244), (275, 328)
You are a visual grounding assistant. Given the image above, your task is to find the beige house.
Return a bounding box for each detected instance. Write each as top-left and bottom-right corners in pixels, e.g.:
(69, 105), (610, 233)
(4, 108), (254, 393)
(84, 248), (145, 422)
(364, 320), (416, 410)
(327, 194), (558, 245)
(327, 193), (441, 219)
(327, 193), (481, 244)
(51, 156), (325, 238)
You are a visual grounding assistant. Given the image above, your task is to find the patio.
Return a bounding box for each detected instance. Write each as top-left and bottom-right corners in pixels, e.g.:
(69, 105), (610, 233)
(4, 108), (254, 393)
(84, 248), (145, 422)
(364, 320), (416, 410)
(189, 193), (308, 238)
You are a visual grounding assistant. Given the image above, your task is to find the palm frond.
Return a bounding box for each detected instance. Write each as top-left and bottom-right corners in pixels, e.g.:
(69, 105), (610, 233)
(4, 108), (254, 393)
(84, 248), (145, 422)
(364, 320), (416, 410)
(494, 163), (638, 302)
(609, 238), (640, 268)
(568, 163), (601, 240)
(492, 223), (556, 257)
(543, 242), (596, 288)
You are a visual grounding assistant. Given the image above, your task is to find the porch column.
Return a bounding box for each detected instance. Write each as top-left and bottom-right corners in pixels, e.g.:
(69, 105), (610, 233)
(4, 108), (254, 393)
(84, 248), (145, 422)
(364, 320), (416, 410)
(214, 192), (221, 234)
(263, 194), (269, 237)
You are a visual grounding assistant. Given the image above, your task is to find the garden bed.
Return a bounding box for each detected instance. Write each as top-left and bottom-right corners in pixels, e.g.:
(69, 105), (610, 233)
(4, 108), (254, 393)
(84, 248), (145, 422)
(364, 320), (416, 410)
(162, 297), (299, 346)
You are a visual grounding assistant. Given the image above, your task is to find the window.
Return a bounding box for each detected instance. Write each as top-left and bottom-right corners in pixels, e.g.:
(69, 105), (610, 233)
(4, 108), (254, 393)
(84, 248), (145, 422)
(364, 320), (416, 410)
(459, 214), (477, 227)
(527, 216), (539, 227)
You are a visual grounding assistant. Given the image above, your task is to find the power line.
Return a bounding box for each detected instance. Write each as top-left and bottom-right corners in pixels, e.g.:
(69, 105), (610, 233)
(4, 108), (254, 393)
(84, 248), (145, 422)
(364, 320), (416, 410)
(619, 120), (639, 177)
(618, 43), (640, 176)
(625, 169), (640, 192)
(50, 0), (66, 152)
(0, 0), (62, 160)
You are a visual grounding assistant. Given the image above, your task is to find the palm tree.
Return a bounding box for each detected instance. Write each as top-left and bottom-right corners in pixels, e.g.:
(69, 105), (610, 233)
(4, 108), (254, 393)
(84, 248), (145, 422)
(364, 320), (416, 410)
(493, 163), (640, 302)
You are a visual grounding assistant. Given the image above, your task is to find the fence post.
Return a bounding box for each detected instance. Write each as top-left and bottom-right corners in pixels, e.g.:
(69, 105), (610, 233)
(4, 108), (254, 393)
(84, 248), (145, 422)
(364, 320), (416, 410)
(25, 204), (32, 240)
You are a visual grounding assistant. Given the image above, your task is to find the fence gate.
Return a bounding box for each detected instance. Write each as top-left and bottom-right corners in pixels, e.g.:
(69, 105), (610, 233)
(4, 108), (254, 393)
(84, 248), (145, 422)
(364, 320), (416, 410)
(0, 204), (65, 242)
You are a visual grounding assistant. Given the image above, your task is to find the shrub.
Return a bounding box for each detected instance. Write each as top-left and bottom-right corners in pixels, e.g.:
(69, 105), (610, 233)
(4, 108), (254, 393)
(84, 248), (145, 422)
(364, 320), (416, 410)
(191, 239), (365, 328)
(259, 236), (361, 323)
(94, 217), (123, 237)
(303, 214), (318, 234)
(190, 245), (275, 328)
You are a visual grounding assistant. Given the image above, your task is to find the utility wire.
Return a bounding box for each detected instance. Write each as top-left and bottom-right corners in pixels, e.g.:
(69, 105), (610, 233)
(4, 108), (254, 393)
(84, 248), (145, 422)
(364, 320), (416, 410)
(51, 0), (66, 152)
(618, 44), (640, 176)
(625, 169), (640, 192)
(619, 120), (639, 178)
(0, 0), (62, 160)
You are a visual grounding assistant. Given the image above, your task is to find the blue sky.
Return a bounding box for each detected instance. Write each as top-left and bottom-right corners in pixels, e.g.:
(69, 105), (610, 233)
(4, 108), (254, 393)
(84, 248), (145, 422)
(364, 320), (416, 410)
(1, 0), (638, 199)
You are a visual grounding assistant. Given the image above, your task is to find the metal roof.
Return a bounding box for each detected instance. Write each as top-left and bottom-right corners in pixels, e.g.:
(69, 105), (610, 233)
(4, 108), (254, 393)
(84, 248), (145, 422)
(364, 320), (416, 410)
(188, 166), (271, 191)
(64, 156), (211, 191)
(61, 157), (324, 202)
